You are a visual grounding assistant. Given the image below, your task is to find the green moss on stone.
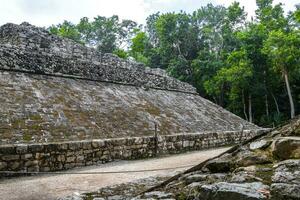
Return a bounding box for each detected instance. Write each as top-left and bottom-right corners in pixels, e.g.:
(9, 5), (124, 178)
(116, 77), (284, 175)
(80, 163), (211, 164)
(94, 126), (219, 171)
(254, 164), (274, 185)
(23, 133), (32, 141)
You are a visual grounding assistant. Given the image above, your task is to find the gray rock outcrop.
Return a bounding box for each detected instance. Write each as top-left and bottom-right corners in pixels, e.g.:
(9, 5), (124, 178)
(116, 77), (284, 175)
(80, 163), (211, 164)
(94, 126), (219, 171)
(197, 182), (269, 200)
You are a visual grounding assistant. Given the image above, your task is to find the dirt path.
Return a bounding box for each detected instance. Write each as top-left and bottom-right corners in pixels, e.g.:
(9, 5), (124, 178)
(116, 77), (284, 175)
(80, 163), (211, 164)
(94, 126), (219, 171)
(0, 147), (229, 200)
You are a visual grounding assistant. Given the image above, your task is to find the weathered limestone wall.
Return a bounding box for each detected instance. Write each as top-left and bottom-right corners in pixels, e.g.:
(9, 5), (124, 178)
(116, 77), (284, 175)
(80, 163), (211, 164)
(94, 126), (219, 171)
(0, 129), (266, 174)
(0, 70), (260, 144)
(0, 22), (196, 93)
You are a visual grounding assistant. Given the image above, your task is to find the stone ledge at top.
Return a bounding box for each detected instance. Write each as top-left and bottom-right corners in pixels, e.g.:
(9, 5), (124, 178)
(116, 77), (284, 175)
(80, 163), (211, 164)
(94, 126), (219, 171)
(0, 22), (196, 93)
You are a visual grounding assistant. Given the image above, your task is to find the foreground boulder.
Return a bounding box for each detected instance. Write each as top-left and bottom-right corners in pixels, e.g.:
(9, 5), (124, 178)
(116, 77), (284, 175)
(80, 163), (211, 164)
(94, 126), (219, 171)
(272, 137), (300, 160)
(196, 182), (269, 200)
(270, 183), (300, 200)
(250, 140), (272, 150)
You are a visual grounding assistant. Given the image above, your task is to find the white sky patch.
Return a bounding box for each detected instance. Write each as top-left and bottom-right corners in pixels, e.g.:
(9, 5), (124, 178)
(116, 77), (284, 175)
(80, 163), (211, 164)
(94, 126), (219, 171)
(0, 0), (298, 27)
(144, 0), (215, 14)
(0, 0), (147, 27)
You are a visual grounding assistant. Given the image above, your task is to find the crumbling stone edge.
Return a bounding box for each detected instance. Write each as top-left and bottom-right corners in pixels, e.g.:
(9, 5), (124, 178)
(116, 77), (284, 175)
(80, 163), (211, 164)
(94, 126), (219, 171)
(0, 22), (197, 94)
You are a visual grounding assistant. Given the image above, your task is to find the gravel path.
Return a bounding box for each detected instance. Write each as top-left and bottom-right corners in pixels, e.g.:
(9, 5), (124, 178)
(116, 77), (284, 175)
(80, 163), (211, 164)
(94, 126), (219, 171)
(0, 147), (229, 200)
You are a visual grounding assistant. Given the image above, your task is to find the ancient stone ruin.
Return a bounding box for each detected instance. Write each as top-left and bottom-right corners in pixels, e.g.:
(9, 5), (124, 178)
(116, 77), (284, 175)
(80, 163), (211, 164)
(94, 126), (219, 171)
(0, 23), (264, 173)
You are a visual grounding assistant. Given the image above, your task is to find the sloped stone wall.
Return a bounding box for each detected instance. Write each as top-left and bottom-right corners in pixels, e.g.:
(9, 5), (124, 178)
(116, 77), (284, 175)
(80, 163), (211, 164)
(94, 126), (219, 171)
(0, 129), (267, 175)
(0, 71), (260, 144)
(0, 22), (196, 93)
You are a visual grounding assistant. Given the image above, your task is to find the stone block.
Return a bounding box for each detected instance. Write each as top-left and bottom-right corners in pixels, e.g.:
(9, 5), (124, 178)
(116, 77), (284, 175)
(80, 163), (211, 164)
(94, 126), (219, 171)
(2, 154), (20, 161)
(113, 139), (125, 146)
(35, 153), (50, 159)
(57, 155), (66, 162)
(28, 144), (44, 153)
(56, 163), (63, 170)
(0, 161), (8, 170)
(134, 137), (143, 145)
(82, 141), (92, 150)
(75, 162), (85, 167)
(65, 163), (75, 169)
(21, 153), (33, 160)
(66, 152), (75, 156)
(101, 155), (109, 160)
(27, 166), (39, 172)
(44, 144), (58, 153)
(76, 156), (84, 162)
(84, 150), (93, 154)
(86, 161), (93, 166)
(91, 140), (100, 148)
(68, 142), (81, 150)
(57, 143), (68, 151)
(25, 160), (39, 167)
(183, 141), (190, 148)
(15, 145), (28, 154)
(0, 146), (15, 154)
(40, 167), (50, 172)
(9, 161), (21, 170)
(66, 156), (76, 163)
(95, 151), (103, 157)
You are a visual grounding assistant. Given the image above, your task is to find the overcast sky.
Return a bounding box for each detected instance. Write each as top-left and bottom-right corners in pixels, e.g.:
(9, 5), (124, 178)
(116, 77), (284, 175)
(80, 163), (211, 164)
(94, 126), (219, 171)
(0, 0), (298, 27)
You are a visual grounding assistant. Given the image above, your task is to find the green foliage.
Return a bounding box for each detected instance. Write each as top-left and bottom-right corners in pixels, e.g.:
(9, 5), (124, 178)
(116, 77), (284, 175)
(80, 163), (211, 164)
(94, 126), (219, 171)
(262, 30), (300, 74)
(204, 50), (252, 101)
(262, 30), (300, 118)
(225, 50), (253, 86)
(133, 52), (149, 65)
(49, 21), (81, 43)
(113, 49), (129, 59)
(295, 6), (300, 22)
(49, 15), (138, 53)
(131, 31), (148, 53)
(155, 12), (199, 68)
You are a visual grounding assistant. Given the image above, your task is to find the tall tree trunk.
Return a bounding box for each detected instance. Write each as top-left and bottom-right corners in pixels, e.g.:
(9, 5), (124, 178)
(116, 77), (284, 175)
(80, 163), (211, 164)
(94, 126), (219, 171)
(271, 92), (280, 115)
(265, 94), (269, 117)
(283, 71), (295, 118)
(219, 83), (224, 107)
(213, 96), (218, 104)
(248, 94), (253, 123)
(242, 89), (248, 121)
(264, 71), (269, 117)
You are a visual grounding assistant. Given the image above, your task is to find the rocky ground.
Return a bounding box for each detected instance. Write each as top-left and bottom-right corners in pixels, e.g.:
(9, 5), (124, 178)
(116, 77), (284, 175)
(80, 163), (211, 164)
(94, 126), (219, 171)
(62, 176), (169, 200)
(72, 117), (299, 200)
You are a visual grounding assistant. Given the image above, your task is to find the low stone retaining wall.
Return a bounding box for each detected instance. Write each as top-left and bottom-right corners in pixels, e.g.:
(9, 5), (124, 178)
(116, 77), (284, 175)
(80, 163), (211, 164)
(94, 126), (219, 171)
(0, 130), (266, 175)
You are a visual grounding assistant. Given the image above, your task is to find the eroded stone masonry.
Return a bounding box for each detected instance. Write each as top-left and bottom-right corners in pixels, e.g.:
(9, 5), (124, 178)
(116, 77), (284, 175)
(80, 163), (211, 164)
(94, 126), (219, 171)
(0, 23), (265, 173)
(0, 130), (265, 174)
(0, 22), (195, 93)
